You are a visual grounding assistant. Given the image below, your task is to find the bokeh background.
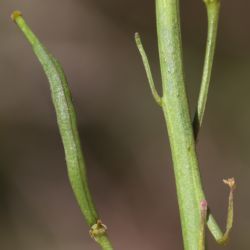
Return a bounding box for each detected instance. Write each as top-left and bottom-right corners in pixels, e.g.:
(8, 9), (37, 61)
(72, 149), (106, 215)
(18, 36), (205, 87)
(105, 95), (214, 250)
(0, 0), (248, 249)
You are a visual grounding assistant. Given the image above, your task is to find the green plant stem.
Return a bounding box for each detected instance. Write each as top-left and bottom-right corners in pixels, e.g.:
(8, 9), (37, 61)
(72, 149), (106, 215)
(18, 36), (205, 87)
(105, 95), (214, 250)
(155, 0), (235, 249)
(156, 0), (205, 249)
(135, 0), (235, 248)
(12, 11), (113, 250)
(193, 0), (220, 140)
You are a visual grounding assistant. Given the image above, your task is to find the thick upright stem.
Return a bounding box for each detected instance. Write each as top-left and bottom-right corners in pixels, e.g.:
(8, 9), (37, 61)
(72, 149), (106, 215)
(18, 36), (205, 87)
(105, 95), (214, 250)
(156, 0), (205, 249)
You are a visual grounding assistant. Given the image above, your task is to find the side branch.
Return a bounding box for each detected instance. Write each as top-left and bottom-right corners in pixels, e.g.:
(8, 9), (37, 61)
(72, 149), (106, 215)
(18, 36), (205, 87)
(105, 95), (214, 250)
(193, 0), (220, 140)
(192, 0), (236, 245)
(207, 178), (236, 245)
(135, 32), (162, 106)
(199, 200), (208, 250)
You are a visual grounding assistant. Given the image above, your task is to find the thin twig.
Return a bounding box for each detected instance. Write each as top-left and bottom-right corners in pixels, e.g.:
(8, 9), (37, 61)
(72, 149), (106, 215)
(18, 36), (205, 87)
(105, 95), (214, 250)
(135, 32), (162, 106)
(193, 0), (220, 140)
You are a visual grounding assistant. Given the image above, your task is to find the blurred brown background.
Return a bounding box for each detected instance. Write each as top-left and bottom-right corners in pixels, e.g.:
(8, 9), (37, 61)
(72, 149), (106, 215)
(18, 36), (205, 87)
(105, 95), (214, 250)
(0, 0), (248, 249)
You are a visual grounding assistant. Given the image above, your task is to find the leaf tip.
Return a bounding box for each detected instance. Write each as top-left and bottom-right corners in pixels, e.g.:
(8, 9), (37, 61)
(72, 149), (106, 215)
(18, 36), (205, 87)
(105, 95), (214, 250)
(11, 10), (22, 22)
(134, 32), (141, 45)
(223, 177), (236, 191)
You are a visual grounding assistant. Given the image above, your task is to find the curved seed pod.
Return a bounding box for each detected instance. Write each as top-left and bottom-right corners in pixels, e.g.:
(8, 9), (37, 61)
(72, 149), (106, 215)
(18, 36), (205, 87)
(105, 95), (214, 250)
(11, 11), (113, 250)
